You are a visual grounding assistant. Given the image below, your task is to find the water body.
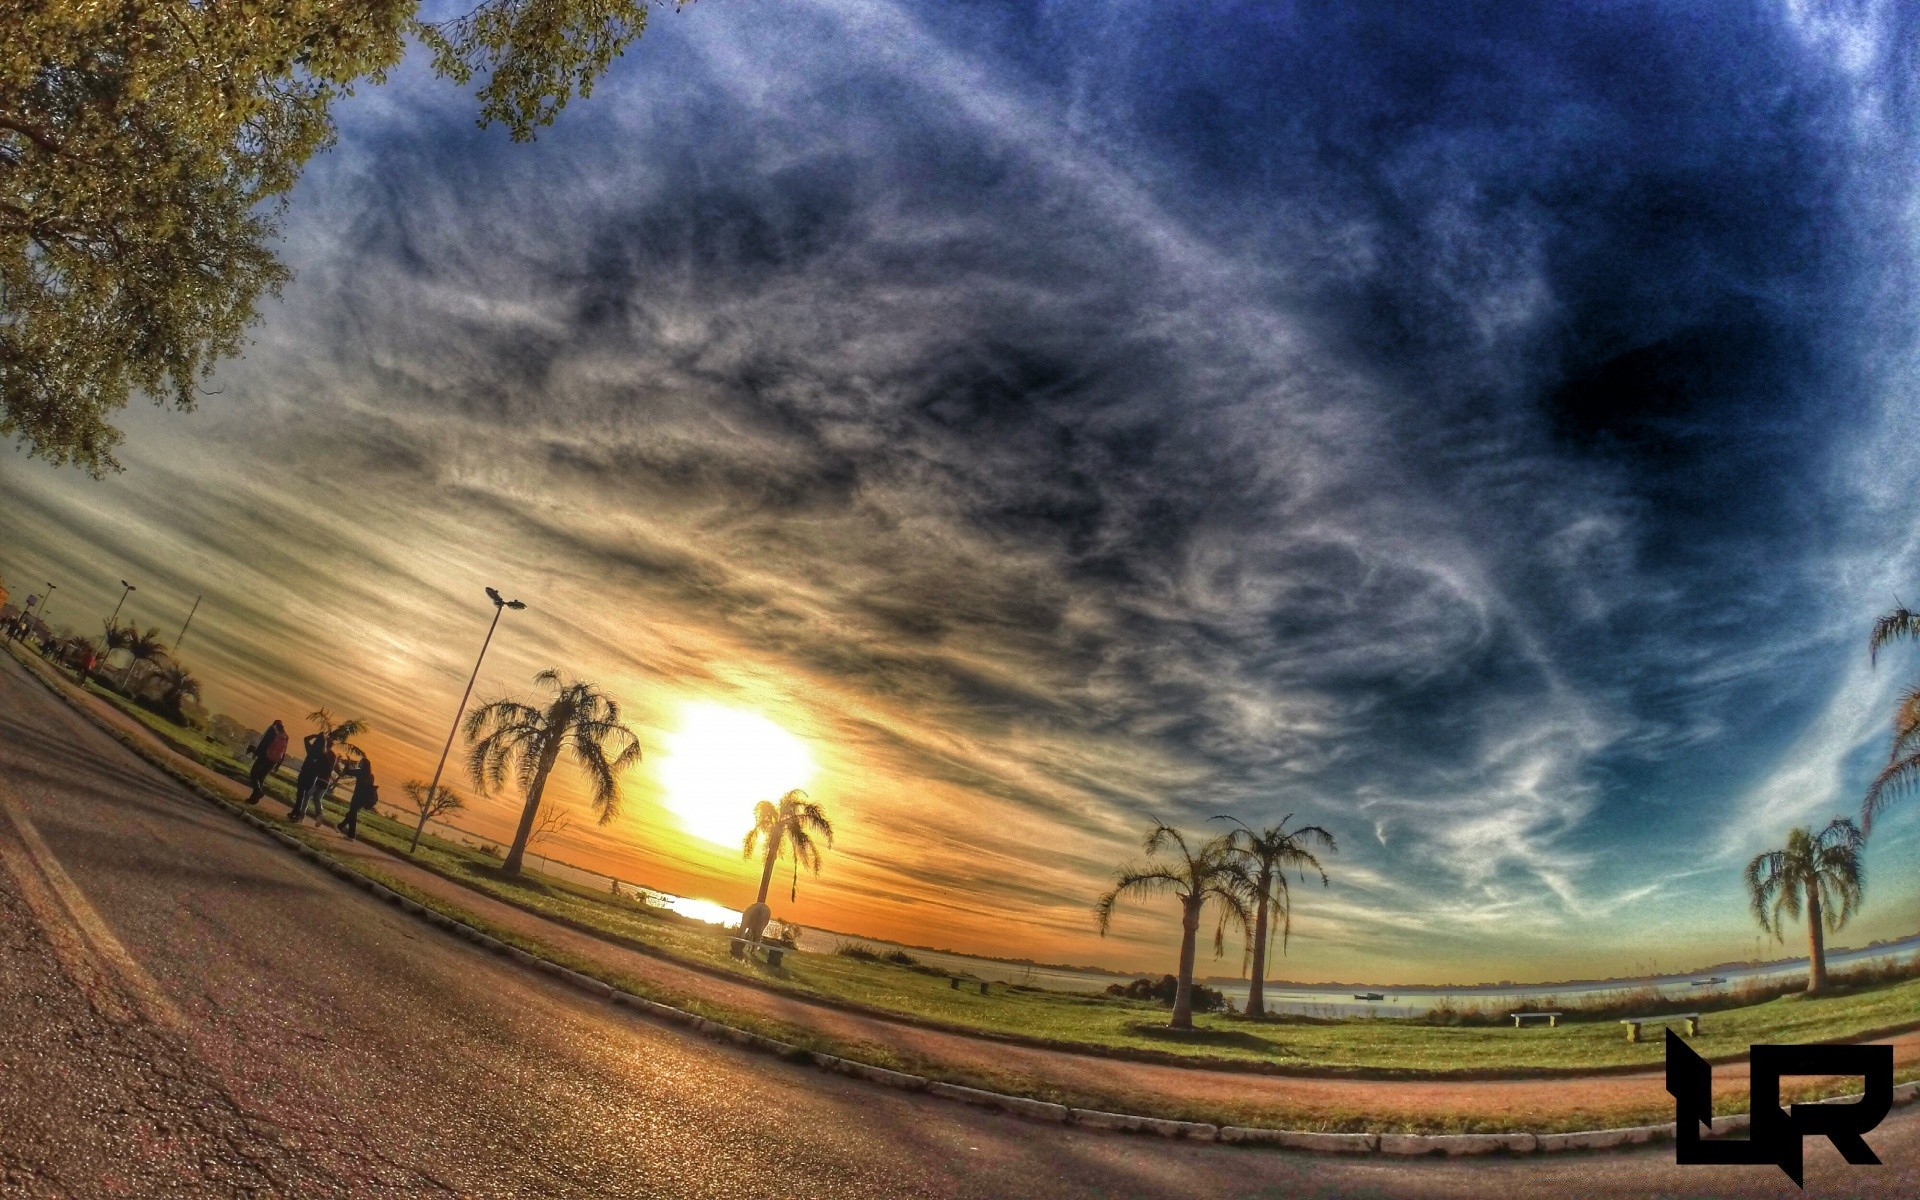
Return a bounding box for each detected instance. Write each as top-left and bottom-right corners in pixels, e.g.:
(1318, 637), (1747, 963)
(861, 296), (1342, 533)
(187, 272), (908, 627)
(422, 819), (1920, 1018)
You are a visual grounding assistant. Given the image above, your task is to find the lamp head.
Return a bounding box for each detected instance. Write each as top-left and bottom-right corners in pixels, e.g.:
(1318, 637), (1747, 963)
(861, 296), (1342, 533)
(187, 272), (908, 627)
(506, 600), (526, 610)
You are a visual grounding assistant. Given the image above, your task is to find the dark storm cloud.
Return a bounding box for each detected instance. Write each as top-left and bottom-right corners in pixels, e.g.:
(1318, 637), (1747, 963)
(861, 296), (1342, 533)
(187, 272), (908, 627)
(11, 0), (1920, 976)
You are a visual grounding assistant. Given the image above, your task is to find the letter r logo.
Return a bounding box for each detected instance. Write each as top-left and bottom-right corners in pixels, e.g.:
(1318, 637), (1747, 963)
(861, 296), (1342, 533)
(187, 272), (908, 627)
(1667, 1030), (1892, 1187)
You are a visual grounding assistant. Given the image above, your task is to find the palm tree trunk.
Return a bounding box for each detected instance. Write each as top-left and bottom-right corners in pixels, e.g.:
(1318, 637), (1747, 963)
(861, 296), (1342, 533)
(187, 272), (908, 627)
(502, 738), (563, 876)
(1806, 889), (1827, 994)
(1247, 869), (1271, 1017)
(755, 827), (785, 906)
(1171, 896), (1202, 1030)
(409, 810), (430, 855)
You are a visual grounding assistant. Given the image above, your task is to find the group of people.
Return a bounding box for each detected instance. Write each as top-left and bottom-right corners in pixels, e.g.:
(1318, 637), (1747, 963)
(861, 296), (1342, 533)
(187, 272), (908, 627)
(244, 719), (381, 840)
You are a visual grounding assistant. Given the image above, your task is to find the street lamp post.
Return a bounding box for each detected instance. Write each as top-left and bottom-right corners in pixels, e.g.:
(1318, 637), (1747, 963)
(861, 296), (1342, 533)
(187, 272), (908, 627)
(176, 594), (202, 651)
(422, 587), (525, 810)
(36, 582), (56, 628)
(108, 580), (136, 628)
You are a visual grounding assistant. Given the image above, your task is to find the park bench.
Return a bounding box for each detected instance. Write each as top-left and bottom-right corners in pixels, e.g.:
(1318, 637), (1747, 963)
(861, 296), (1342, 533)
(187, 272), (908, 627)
(728, 936), (789, 967)
(1508, 1011), (1562, 1028)
(1620, 1012), (1700, 1042)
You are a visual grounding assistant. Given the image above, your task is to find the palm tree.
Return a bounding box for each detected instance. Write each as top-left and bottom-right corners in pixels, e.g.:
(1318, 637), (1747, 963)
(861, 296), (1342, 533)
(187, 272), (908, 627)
(1214, 813), (1336, 1017)
(151, 662), (201, 719)
(742, 789), (834, 907)
(307, 706), (369, 744)
(100, 620), (131, 678)
(464, 670), (641, 876)
(1863, 606), (1920, 829)
(117, 625), (169, 690)
(400, 780), (464, 855)
(1745, 818), (1866, 995)
(1095, 823), (1256, 1030)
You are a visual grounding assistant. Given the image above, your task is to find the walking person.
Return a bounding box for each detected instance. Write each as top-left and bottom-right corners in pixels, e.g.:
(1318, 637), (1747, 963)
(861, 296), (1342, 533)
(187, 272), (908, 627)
(290, 729), (338, 822)
(337, 755), (379, 841)
(245, 720), (289, 804)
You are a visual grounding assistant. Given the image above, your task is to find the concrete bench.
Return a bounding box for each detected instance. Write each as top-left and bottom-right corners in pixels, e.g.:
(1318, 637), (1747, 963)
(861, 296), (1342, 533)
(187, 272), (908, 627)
(728, 937), (788, 967)
(1621, 1012), (1699, 1042)
(1509, 1011), (1562, 1027)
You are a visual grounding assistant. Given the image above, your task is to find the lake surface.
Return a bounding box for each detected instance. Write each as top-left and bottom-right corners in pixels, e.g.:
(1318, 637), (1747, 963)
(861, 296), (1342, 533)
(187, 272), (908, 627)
(421, 817), (1920, 1018)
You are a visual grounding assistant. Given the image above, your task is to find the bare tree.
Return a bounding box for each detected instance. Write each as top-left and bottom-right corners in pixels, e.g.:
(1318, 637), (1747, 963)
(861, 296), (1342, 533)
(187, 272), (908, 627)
(401, 780), (464, 855)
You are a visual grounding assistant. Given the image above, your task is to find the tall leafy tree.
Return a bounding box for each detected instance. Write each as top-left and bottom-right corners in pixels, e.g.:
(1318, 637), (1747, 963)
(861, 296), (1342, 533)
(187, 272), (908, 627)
(1745, 819), (1866, 995)
(3, 0), (656, 472)
(464, 670), (640, 876)
(1213, 814), (1336, 1017)
(1095, 824), (1255, 1030)
(742, 789), (834, 906)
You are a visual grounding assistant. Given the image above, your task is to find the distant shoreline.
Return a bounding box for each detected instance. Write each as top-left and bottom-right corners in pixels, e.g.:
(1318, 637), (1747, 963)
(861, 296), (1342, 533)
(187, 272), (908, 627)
(407, 814), (1920, 994)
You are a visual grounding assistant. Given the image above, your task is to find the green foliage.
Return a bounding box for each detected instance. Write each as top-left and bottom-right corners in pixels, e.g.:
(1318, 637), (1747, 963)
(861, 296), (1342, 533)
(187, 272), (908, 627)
(416, 0), (652, 141)
(151, 661), (202, 719)
(464, 669), (641, 873)
(1864, 605), (1920, 828)
(743, 788), (835, 904)
(1746, 820), (1866, 941)
(1, 0), (661, 472)
(835, 941), (918, 967)
(1105, 974), (1229, 1012)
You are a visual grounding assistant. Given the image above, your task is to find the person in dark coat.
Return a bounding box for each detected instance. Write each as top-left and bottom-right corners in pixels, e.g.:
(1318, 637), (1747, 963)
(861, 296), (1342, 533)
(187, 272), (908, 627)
(290, 730), (338, 822)
(337, 755), (379, 840)
(245, 720), (289, 805)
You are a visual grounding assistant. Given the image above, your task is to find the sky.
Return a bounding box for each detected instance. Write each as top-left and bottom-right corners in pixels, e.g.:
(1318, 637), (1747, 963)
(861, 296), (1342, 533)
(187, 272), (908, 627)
(7, 0), (1920, 985)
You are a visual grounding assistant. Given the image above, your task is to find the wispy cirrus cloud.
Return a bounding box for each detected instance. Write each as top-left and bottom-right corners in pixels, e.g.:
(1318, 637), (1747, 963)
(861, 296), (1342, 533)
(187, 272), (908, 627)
(9, 0), (1920, 981)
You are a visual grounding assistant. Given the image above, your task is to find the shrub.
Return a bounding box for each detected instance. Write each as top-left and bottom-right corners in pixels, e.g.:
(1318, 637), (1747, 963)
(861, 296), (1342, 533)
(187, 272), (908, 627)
(1104, 974), (1227, 1013)
(834, 941), (920, 967)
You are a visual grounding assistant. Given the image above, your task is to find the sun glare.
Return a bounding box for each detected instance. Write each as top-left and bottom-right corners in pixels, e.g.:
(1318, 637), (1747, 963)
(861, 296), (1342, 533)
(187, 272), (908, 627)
(657, 703), (817, 848)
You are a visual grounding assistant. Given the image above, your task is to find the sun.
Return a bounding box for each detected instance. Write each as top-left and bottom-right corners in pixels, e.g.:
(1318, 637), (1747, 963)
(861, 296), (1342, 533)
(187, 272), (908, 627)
(656, 703), (817, 848)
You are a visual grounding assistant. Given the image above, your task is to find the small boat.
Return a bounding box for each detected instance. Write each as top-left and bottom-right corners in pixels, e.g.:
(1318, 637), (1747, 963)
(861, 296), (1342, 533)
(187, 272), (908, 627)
(1689, 977), (1727, 986)
(1354, 992), (1384, 1001)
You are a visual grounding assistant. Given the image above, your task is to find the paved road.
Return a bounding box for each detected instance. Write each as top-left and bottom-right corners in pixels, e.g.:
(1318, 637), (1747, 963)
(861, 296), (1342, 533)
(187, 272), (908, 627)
(0, 650), (1915, 1198)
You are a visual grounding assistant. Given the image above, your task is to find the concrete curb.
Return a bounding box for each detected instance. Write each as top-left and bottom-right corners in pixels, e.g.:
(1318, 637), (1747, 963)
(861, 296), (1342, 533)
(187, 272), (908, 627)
(10, 642), (1918, 1157)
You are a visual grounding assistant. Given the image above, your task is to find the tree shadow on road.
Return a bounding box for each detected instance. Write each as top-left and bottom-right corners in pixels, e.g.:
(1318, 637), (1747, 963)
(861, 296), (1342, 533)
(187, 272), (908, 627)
(1123, 1021), (1294, 1055)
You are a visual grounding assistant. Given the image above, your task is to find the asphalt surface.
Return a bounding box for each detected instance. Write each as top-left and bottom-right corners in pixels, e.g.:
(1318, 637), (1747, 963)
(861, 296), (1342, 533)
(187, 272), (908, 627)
(2, 649), (1918, 1198)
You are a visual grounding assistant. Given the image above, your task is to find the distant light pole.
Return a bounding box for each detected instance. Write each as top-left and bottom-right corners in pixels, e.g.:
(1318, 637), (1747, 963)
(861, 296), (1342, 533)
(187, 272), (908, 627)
(108, 580), (136, 628)
(423, 587), (525, 809)
(9, 586), (50, 642)
(36, 582), (56, 627)
(175, 594), (202, 651)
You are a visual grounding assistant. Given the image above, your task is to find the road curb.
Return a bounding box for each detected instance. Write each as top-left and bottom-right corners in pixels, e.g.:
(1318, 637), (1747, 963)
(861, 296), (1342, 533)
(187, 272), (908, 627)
(9, 642), (1917, 1157)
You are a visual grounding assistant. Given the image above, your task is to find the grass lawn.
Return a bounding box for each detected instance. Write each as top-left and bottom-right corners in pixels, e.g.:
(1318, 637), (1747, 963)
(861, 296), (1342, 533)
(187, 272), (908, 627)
(27, 644), (1920, 1083)
(283, 797), (1920, 1078)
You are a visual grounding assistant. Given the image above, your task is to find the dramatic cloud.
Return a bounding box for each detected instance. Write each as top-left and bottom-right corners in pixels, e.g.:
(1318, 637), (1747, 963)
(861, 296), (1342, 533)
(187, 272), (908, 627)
(9, 0), (1920, 981)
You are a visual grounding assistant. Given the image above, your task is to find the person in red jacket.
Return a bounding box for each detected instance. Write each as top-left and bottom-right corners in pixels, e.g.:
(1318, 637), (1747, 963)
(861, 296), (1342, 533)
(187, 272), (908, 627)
(245, 720), (290, 805)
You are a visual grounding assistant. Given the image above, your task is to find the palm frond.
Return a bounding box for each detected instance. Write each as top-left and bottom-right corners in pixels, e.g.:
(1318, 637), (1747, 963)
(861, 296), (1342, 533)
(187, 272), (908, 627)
(1863, 750), (1920, 831)
(1871, 607), (1920, 664)
(1887, 686), (1920, 762)
(1745, 850), (1785, 939)
(1093, 867), (1185, 934)
(1142, 821), (1189, 863)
